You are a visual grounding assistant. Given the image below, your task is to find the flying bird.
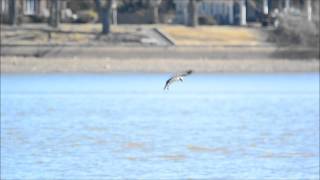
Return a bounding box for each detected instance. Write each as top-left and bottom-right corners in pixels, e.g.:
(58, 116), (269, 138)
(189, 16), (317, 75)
(164, 70), (193, 90)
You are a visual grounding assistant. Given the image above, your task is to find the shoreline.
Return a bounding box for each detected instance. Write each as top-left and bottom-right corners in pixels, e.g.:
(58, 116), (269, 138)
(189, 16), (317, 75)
(1, 57), (319, 74)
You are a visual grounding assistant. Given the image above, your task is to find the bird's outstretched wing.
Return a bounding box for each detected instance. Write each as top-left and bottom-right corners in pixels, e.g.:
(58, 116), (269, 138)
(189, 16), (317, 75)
(176, 70), (193, 77)
(163, 78), (174, 90)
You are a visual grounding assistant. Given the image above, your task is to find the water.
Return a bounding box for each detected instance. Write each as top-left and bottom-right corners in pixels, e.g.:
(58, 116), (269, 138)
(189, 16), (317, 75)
(1, 73), (319, 179)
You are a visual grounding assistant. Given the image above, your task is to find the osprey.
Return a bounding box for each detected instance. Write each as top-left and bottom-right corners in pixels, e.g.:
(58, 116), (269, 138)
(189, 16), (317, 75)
(164, 70), (193, 90)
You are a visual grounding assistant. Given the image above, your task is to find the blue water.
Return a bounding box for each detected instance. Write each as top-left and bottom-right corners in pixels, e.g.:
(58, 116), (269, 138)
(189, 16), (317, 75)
(1, 73), (319, 179)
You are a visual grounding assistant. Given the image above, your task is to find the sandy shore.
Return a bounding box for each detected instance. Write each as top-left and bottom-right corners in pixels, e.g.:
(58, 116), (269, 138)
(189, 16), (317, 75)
(2, 24), (319, 74)
(1, 56), (319, 73)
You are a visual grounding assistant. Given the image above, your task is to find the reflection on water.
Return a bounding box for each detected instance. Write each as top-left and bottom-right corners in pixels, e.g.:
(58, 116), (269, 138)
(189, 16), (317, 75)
(1, 73), (319, 179)
(159, 154), (187, 161)
(187, 145), (230, 154)
(260, 152), (316, 159)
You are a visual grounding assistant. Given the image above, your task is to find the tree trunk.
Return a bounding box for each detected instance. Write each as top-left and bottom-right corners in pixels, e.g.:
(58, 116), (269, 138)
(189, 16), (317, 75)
(240, 0), (246, 26)
(149, 0), (161, 24)
(9, 0), (17, 25)
(54, 0), (60, 27)
(49, 1), (54, 25)
(49, 0), (60, 28)
(187, 0), (198, 27)
(284, 0), (290, 12)
(152, 6), (159, 24)
(305, 0), (312, 21)
(112, 9), (117, 25)
(262, 0), (268, 15)
(278, 0), (282, 11)
(228, 3), (234, 25)
(95, 0), (112, 34)
(101, 7), (110, 34)
(111, 0), (117, 25)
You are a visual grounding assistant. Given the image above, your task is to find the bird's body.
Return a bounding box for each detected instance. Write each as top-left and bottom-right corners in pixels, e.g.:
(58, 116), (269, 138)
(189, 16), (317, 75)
(164, 70), (193, 90)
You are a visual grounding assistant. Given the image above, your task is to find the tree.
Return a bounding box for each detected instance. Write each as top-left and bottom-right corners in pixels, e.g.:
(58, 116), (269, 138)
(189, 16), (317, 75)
(49, 0), (60, 28)
(9, 0), (17, 25)
(305, 0), (312, 21)
(239, 0), (246, 26)
(111, 0), (118, 25)
(95, 0), (113, 34)
(187, 0), (198, 27)
(149, 0), (162, 24)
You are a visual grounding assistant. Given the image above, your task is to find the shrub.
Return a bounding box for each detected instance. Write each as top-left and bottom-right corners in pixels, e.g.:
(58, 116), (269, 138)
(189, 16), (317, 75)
(30, 15), (47, 23)
(268, 8), (319, 48)
(74, 10), (98, 23)
(198, 16), (217, 25)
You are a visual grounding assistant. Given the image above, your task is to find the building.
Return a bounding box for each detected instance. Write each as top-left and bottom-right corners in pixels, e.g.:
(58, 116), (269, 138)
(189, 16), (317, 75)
(173, 0), (248, 25)
(1, 0), (317, 25)
(1, 0), (50, 18)
(173, 0), (317, 26)
(1, 0), (69, 23)
(199, 0), (235, 25)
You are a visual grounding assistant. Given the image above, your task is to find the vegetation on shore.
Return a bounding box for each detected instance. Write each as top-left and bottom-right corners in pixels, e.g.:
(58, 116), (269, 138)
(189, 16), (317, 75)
(268, 3), (319, 49)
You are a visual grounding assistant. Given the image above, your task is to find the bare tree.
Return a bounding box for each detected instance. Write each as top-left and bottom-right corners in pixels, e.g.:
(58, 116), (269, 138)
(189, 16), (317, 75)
(9, 0), (17, 25)
(49, 0), (60, 28)
(95, 0), (113, 34)
(187, 0), (198, 27)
